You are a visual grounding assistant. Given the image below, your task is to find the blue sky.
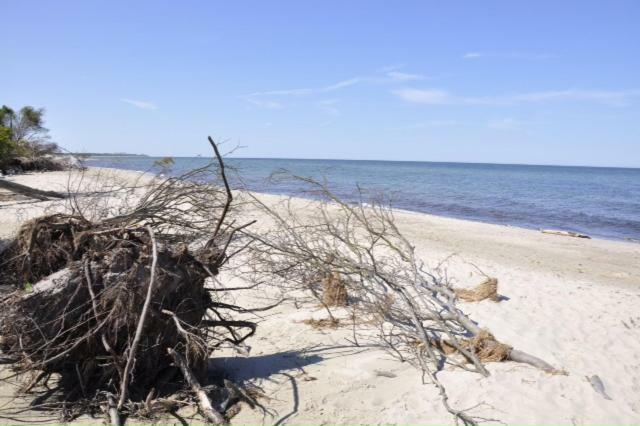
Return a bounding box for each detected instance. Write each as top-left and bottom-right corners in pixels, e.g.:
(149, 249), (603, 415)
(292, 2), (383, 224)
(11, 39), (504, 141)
(2, 1), (639, 167)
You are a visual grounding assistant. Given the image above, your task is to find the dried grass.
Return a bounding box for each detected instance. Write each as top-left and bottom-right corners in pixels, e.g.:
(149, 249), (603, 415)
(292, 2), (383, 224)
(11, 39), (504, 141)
(436, 329), (512, 363)
(302, 318), (341, 329)
(321, 272), (348, 307)
(455, 277), (500, 302)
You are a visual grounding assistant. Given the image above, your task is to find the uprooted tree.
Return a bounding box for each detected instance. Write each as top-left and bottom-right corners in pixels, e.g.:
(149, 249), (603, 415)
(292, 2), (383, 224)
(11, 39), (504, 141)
(0, 138), (261, 425)
(241, 174), (564, 425)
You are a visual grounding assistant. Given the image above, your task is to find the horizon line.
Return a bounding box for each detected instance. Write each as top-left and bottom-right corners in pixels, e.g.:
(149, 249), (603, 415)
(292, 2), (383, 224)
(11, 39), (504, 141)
(80, 152), (640, 170)
(228, 156), (640, 170)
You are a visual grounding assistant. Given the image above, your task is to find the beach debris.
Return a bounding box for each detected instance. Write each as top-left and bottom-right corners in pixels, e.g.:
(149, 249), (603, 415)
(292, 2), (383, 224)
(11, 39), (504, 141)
(507, 349), (566, 375)
(541, 229), (591, 239)
(587, 375), (612, 400)
(168, 348), (227, 424)
(322, 271), (349, 306)
(436, 330), (512, 363)
(0, 177), (67, 200)
(298, 372), (318, 381)
(454, 277), (500, 302)
(0, 137), (264, 425)
(302, 317), (341, 329)
(374, 370), (397, 378)
(246, 174), (565, 426)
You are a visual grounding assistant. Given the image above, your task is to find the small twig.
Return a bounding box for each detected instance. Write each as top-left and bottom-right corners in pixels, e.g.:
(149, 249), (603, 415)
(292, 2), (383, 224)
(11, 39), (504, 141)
(208, 136), (232, 241)
(84, 259), (120, 368)
(75, 363), (86, 398)
(161, 309), (190, 341)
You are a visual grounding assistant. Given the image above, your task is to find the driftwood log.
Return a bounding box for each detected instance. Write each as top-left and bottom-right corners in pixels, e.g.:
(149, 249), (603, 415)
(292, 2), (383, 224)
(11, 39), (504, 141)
(0, 178), (67, 200)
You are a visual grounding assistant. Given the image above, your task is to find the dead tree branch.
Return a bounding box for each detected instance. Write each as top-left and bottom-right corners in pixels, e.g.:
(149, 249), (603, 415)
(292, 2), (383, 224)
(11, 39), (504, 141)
(118, 225), (159, 410)
(168, 348), (227, 425)
(242, 173), (562, 425)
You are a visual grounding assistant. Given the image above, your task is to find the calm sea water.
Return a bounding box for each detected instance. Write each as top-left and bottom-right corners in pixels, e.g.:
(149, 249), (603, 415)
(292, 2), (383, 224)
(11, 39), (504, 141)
(86, 156), (640, 241)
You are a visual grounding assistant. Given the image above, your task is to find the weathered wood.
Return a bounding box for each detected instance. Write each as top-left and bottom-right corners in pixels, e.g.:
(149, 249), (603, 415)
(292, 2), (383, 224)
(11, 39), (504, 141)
(0, 178), (66, 200)
(541, 229), (590, 239)
(508, 349), (565, 374)
(168, 348), (227, 425)
(107, 393), (122, 426)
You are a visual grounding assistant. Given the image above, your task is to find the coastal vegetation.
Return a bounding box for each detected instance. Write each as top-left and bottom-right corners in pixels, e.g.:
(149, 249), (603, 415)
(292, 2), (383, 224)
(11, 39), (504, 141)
(0, 105), (64, 174)
(0, 105), (82, 200)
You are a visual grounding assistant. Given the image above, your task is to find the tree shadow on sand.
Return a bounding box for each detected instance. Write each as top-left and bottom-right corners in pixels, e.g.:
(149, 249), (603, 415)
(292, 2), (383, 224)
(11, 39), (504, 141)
(209, 344), (373, 424)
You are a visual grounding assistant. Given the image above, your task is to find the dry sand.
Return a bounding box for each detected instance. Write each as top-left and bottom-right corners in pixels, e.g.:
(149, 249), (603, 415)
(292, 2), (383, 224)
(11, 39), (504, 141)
(1, 168), (639, 425)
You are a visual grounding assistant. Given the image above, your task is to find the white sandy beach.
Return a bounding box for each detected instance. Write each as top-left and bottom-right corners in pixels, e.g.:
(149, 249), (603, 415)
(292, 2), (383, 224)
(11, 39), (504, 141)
(1, 168), (639, 425)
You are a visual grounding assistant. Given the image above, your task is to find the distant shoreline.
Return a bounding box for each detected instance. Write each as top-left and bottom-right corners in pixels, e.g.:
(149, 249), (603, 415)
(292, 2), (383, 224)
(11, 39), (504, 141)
(66, 153), (149, 157)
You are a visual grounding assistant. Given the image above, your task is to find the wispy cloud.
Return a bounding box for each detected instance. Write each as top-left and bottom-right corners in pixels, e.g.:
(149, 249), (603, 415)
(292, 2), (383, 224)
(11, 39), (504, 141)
(393, 88), (640, 107)
(462, 51), (555, 60)
(246, 98), (284, 109)
(379, 64), (405, 73)
(244, 68), (428, 111)
(244, 67), (427, 106)
(462, 52), (483, 59)
(387, 71), (426, 82)
(318, 99), (341, 116)
(392, 89), (452, 105)
(247, 78), (361, 98)
(487, 118), (522, 130)
(511, 89), (640, 106)
(121, 99), (157, 110)
(412, 120), (459, 128)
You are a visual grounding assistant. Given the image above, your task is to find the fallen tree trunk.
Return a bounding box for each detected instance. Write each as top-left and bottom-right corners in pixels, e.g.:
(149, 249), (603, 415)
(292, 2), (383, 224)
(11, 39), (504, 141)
(0, 179), (66, 200)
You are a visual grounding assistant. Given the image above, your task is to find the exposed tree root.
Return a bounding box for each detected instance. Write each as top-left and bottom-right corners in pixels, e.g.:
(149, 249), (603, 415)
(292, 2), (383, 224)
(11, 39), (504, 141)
(0, 137), (259, 425)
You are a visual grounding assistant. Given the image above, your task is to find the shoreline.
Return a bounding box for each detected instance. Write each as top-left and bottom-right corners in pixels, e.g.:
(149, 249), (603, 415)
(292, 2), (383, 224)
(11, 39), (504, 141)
(2, 167), (638, 290)
(5, 165), (640, 245)
(1, 167), (640, 423)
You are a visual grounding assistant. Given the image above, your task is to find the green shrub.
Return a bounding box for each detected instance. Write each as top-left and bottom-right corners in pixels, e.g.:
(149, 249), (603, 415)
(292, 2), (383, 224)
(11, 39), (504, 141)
(0, 126), (16, 163)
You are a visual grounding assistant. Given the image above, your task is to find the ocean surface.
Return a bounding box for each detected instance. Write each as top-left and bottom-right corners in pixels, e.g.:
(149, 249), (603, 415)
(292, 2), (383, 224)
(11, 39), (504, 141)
(86, 156), (640, 241)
